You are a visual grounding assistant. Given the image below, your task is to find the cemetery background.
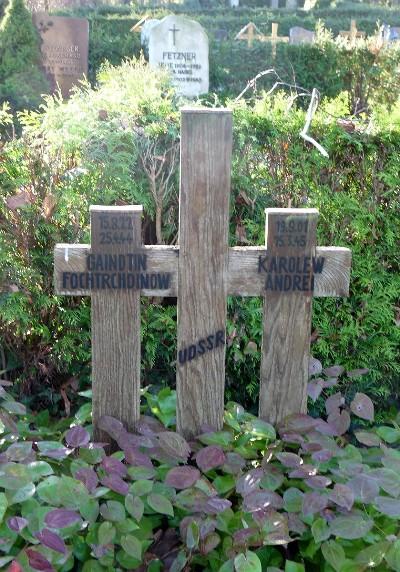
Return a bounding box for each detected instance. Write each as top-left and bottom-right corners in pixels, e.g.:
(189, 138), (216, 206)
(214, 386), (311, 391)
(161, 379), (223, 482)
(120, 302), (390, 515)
(0, 0), (399, 569)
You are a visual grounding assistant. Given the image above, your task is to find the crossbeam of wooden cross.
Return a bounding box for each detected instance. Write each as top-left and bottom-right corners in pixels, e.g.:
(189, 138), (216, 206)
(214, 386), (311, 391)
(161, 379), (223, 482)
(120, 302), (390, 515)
(54, 109), (351, 441)
(130, 15), (149, 33)
(265, 22), (289, 59)
(235, 22), (265, 48)
(339, 19), (365, 46)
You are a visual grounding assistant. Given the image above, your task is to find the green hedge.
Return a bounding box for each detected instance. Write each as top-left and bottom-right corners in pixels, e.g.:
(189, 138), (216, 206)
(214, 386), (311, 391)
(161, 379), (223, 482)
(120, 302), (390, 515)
(0, 61), (399, 417)
(58, 4), (400, 102)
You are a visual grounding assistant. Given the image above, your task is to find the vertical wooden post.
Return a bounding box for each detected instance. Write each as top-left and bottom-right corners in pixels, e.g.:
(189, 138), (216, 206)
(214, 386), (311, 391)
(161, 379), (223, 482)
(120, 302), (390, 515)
(176, 109), (232, 439)
(90, 206), (142, 440)
(259, 208), (319, 424)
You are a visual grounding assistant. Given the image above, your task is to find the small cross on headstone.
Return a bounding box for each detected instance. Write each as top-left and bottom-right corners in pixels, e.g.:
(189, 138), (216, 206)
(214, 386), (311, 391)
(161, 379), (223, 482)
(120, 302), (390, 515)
(169, 23), (180, 46)
(54, 109), (351, 441)
(265, 22), (289, 59)
(340, 19), (365, 46)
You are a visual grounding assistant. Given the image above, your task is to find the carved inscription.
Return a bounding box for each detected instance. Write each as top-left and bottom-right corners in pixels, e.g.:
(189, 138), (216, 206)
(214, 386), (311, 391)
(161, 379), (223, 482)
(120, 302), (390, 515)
(178, 330), (225, 366)
(61, 212), (171, 290)
(259, 214), (324, 293)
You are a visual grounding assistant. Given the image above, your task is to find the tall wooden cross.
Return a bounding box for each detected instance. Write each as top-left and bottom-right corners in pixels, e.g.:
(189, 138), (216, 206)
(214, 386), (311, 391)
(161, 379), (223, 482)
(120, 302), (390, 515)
(340, 20), (365, 46)
(265, 22), (289, 59)
(54, 109), (351, 441)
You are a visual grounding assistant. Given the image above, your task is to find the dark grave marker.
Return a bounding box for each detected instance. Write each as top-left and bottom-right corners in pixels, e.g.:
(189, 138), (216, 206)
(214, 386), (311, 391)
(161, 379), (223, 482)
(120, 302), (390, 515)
(33, 13), (89, 98)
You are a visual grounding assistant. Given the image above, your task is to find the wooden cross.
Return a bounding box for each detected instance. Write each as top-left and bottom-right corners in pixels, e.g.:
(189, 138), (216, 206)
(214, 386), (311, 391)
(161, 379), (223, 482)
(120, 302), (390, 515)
(265, 22), (289, 59)
(130, 15), (149, 33)
(235, 22), (265, 48)
(340, 20), (365, 46)
(54, 109), (351, 441)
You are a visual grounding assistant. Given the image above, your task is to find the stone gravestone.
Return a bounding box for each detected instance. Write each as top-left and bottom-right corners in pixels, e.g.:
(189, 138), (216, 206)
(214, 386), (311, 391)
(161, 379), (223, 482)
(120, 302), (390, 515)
(32, 13), (89, 99)
(214, 29), (228, 42)
(230, 0), (239, 6)
(148, 15), (209, 97)
(286, 0), (298, 8)
(290, 26), (316, 45)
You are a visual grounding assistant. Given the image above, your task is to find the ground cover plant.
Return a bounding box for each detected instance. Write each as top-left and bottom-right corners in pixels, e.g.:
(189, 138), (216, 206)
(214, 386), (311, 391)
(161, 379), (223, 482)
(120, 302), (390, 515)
(0, 373), (400, 571)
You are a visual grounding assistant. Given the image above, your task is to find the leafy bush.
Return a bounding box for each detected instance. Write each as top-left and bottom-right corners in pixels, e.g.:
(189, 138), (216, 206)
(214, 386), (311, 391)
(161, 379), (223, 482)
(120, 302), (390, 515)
(1, 382), (400, 571)
(0, 0), (47, 112)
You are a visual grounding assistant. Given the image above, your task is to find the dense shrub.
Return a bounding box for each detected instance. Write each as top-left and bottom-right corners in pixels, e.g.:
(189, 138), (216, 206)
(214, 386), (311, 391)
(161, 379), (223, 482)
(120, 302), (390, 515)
(0, 0), (47, 112)
(0, 60), (399, 415)
(0, 383), (400, 571)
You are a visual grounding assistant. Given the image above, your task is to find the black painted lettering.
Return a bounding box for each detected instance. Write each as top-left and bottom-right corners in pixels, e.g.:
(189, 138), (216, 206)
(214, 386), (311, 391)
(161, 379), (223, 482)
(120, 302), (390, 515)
(265, 274), (273, 290)
(258, 255), (268, 273)
(206, 335), (214, 350)
(87, 273), (94, 289)
(302, 275), (311, 292)
(127, 274), (135, 289)
(178, 349), (187, 365)
(150, 274), (157, 289)
(288, 257), (296, 272)
(101, 274), (110, 289)
(138, 254), (147, 271)
(118, 255), (125, 271)
(313, 257), (325, 273)
(293, 275), (302, 291)
(140, 274), (149, 289)
(86, 255), (95, 271)
(283, 275), (292, 291)
(70, 273), (78, 289)
(215, 330), (225, 348)
(95, 273), (102, 288)
(188, 345), (196, 361)
(270, 257), (277, 272)
(79, 273), (86, 289)
(278, 257), (288, 273)
(157, 273), (170, 289)
(62, 272), (70, 288)
(198, 339), (206, 355)
(111, 273), (117, 289)
(303, 256), (311, 273)
(274, 274), (283, 291)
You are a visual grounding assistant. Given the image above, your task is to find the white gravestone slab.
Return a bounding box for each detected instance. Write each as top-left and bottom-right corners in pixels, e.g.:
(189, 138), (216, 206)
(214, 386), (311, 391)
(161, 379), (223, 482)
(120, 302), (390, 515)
(230, 0), (240, 6)
(289, 26), (316, 45)
(148, 15), (209, 97)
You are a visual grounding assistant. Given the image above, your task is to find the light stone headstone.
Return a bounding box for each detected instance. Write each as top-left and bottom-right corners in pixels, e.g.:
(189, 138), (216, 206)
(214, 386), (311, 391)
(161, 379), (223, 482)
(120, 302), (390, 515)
(389, 26), (400, 41)
(148, 15), (209, 97)
(32, 13), (88, 99)
(230, 0), (239, 6)
(289, 26), (316, 45)
(271, 0), (279, 8)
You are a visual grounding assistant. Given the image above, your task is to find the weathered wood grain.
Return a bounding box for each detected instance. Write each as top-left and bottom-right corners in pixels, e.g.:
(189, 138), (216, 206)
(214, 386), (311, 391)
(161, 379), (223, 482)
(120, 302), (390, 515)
(259, 208), (318, 425)
(54, 244), (351, 298)
(90, 206), (142, 441)
(176, 109), (232, 439)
